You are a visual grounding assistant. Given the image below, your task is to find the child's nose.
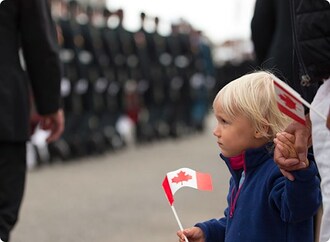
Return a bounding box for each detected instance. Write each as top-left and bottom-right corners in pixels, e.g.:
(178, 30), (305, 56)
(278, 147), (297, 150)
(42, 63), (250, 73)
(213, 125), (221, 137)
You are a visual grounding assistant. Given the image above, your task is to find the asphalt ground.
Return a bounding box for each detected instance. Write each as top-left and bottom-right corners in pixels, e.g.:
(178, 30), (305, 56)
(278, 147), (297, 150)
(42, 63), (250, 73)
(11, 115), (230, 242)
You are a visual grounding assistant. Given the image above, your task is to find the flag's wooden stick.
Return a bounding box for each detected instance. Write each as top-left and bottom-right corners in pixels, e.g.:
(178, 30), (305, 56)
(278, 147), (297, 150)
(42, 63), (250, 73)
(272, 76), (327, 121)
(171, 205), (189, 242)
(302, 101), (326, 121)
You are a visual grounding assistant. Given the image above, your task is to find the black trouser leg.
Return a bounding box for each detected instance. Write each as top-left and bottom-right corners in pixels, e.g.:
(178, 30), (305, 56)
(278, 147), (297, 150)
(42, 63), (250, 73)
(0, 142), (26, 242)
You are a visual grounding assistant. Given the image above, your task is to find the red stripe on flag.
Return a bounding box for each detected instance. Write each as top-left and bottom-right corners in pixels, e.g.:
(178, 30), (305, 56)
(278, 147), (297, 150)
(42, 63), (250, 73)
(277, 103), (306, 125)
(162, 176), (174, 205)
(273, 81), (301, 103)
(196, 172), (213, 191)
(273, 80), (306, 125)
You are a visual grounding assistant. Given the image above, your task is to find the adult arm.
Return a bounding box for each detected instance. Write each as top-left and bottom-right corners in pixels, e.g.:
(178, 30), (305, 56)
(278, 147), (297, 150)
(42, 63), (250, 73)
(19, 0), (64, 141)
(251, 0), (275, 64)
(20, 0), (62, 115)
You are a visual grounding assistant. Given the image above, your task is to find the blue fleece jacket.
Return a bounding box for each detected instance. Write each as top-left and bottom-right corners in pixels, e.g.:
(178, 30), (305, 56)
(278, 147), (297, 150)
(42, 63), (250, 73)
(195, 143), (321, 242)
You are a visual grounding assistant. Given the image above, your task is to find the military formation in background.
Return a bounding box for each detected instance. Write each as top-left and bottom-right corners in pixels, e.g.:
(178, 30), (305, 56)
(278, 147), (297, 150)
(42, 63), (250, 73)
(28, 0), (217, 166)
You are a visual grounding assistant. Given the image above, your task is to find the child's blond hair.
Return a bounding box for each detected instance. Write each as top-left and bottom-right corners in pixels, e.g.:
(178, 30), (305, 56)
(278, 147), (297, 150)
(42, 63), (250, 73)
(213, 71), (291, 140)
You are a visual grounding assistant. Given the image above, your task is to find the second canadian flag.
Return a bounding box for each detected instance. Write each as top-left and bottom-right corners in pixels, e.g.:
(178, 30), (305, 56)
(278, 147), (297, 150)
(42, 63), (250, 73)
(162, 168), (213, 205)
(273, 77), (306, 125)
(272, 75), (326, 124)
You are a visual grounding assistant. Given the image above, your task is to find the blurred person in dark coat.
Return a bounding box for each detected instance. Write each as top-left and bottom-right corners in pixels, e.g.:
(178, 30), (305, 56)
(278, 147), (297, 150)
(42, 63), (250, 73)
(251, 0), (319, 103)
(272, 1), (330, 241)
(0, 0), (64, 241)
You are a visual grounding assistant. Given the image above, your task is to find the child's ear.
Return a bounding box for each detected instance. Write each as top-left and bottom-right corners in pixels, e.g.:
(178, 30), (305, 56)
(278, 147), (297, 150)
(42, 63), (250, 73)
(254, 126), (269, 139)
(254, 130), (264, 139)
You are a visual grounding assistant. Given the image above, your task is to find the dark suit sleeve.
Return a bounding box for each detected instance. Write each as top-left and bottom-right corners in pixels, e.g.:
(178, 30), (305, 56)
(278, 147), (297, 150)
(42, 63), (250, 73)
(251, 0), (276, 65)
(19, 0), (61, 115)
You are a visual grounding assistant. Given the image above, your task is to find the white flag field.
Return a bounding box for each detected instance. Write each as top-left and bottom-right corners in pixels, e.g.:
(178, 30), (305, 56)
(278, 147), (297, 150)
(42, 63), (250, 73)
(162, 167), (213, 205)
(272, 75), (327, 124)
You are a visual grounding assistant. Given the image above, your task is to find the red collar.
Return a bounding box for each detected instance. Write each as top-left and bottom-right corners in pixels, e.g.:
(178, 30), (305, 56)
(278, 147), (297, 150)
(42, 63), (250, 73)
(229, 153), (244, 170)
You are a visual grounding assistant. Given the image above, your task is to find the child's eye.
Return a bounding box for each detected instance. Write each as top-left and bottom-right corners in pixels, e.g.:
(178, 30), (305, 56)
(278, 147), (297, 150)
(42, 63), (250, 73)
(218, 117), (228, 124)
(221, 119), (228, 124)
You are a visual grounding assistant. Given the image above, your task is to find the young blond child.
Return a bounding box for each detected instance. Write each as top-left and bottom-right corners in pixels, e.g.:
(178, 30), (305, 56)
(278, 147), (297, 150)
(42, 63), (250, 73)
(177, 71), (321, 242)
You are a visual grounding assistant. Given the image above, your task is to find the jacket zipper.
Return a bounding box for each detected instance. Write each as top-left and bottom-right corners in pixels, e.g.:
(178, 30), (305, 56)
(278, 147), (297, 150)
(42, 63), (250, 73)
(290, 0), (311, 86)
(229, 170), (245, 218)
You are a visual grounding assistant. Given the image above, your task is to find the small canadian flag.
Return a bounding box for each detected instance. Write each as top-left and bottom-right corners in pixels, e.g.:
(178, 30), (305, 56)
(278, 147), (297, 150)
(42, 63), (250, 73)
(273, 77), (306, 125)
(162, 168), (212, 205)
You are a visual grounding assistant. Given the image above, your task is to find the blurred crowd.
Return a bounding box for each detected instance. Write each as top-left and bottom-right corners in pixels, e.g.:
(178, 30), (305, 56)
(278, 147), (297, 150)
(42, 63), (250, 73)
(27, 0), (222, 167)
(27, 0), (257, 169)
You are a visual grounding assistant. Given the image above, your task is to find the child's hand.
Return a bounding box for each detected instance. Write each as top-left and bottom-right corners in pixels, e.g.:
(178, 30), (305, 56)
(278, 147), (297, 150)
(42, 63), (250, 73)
(274, 132), (309, 181)
(177, 227), (205, 242)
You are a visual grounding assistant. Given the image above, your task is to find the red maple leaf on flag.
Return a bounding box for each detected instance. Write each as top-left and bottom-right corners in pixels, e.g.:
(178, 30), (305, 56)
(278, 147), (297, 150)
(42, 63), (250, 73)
(279, 93), (296, 110)
(171, 171), (192, 185)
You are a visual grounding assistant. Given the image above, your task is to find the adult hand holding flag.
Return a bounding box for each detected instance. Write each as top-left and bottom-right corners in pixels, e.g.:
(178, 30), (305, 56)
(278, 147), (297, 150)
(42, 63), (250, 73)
(162, 168), (212, 242)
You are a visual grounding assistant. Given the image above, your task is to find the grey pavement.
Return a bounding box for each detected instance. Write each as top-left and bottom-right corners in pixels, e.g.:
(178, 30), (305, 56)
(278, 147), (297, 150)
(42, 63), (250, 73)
(11, 115), (230, 242)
